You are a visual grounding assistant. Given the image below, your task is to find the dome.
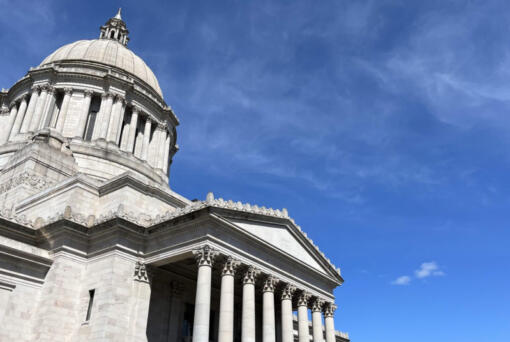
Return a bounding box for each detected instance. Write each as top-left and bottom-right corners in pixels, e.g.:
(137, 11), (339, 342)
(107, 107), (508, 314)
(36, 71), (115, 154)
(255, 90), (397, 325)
(39, 39), (163, 97)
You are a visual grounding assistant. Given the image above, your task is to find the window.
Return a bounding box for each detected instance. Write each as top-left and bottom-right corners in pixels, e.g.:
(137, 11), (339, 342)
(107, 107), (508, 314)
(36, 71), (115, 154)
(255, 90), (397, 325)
(83, 95), (101, 141)
(85, 289), (95, 321)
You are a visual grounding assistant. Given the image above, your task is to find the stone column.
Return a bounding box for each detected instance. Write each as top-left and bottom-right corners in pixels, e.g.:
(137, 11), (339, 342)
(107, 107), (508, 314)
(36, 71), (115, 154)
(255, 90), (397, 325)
(242, 266), (257, 342)
(312, 299), (324, 342)
(141, 116), (152, 161)
(98, 92), (114, 139)
(75, 90), (93, 138)
(115, 100), (126, 145)
(157, 127), (168, 170)
(40, 86), (56, 128)
(218, 256), (238, 342)
(124, 106), (139, 153)
(128, 261), (153, 342)
(163, 131), (171, 174)
(20, 86), (40, 133)
(281, 284), (295, 342)
(192, 245), (217, 342)
(147, 124), (160, 166)
(106, 95), (124, 144)
(262, 275), (278, 342)
(29, 84), (49, 132)
(324, 303), (337, 342)
(9, 95), (28, 140)
(55, 88), (72, 133)
(297, 292), (311, 342)
(2, 103), (18, 144)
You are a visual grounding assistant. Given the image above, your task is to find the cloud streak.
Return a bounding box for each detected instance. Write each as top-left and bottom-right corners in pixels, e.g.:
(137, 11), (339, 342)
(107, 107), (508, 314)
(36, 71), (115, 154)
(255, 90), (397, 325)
(391, 261), (445, 286)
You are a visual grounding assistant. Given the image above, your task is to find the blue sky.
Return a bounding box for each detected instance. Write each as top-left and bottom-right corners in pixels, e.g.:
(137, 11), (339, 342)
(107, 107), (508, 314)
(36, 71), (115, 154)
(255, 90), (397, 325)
(1, 1), (509, 341)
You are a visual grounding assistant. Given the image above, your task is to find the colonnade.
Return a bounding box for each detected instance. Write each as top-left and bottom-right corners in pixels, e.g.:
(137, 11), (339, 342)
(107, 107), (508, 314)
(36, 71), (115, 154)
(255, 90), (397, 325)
(0, 85), (173, 174)
(192, 245), (338, 342)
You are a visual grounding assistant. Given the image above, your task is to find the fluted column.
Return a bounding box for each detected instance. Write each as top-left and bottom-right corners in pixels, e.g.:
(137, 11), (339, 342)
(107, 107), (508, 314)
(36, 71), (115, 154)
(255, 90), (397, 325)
(192, 245), (217, 342)
(124, 106), (139, 153)
(20, 86), (40, 133)
(262, 275), (278, 342)
(9, 95), (28, 140)
(40, 86), (56, 128)
(324, 303), (336, 342)
(163, 130), (171, 174)
(106, 95), (124, 144)
(242, 266), (257, 342)
(55, 88), (72, 133)
(98, 92), (114, 139)
(75, 90), (93, 138)
(29, 84), (49, 132)
(281, 284), (295, 342)
(141, 116), (152, 161)
(157, 127), (168, 170)
(2, 103), (18, 144)
(297, 292), (310, 342)
(218, 256), (238, 342)
(312, 299), (324, 342)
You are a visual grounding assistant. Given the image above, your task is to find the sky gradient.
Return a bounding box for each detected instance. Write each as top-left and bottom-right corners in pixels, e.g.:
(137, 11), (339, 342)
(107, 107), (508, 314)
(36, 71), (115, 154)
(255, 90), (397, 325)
(1, 1), (509, 341)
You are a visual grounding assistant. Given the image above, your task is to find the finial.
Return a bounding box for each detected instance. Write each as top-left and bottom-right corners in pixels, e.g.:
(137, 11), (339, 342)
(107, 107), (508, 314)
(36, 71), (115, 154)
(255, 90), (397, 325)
(115, 8), (122, 20)
(206, 192), (215, 203)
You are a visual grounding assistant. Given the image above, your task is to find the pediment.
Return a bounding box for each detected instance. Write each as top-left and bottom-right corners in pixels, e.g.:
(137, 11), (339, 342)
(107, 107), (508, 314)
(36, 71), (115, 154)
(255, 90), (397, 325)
(226, 218), (329, 275)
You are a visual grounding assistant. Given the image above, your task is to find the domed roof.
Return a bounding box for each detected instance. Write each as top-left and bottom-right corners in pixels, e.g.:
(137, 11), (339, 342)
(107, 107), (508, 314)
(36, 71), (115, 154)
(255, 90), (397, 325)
(39, 39), (163, 97)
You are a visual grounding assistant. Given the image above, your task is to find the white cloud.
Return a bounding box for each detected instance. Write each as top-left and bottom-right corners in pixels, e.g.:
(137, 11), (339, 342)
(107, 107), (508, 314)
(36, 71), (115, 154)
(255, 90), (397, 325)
(414, 262), (446, 279)
(391, 275), (411, 286)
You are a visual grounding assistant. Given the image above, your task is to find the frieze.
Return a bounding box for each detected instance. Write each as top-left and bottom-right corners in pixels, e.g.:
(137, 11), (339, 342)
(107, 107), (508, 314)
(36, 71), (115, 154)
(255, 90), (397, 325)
(0, 171), (55, 194)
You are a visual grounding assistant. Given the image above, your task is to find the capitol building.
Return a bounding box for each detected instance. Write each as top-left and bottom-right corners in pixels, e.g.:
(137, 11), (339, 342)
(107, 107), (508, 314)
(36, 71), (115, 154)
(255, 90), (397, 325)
(0, 10), (349, 342)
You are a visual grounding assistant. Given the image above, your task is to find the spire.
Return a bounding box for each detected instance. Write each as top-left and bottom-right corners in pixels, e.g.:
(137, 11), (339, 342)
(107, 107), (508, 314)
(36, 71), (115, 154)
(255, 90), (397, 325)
(99, 9), (130, 46)
(114, 8), (122, 20)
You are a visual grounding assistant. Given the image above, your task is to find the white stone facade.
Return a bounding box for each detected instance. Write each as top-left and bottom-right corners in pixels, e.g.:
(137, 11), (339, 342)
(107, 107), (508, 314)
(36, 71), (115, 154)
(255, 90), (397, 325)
(0, 9), (349, 342)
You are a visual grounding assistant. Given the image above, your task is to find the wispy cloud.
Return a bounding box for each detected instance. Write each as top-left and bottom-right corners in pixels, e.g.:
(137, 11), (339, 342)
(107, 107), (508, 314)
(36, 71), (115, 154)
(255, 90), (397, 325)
(415, 262), (445, 279)
(391, 275), (411, 286)
(391, 261), (445, 286)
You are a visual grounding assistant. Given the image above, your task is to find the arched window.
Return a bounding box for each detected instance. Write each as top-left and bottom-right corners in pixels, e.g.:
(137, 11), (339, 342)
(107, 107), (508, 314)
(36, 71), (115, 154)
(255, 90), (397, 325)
(110, 30), (116, 39)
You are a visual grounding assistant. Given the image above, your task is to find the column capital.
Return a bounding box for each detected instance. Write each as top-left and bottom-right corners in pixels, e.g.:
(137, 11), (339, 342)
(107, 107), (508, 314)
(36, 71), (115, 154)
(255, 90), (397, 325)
(242, 265), (259, 285)
(132, 105), (141, 114)
(9, 102), (17, 110)
(40, 84), (52, 92)
(20, 93), (29, 102)
(193, 244), (218, 267)
(324, 302), (337, 317)
(281, 283), (296, 300)
(134, 261), (151, 283)
(102, 91), (114, 99)
(114, 94), (125, 104)
(262, 274), (279, 292)
(83, 89), (93, 97)
(297, 291), (311, 307)
(63, 87), (73, 95)
(311, 298), (325, 312)
(221, 255), (239, 276)
(31, 85), (41, 92)
(47, 86), (56, 95)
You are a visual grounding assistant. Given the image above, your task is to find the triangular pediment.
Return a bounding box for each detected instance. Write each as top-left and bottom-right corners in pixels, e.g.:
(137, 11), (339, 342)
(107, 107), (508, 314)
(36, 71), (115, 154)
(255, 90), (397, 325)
(227, 218), (329, 275)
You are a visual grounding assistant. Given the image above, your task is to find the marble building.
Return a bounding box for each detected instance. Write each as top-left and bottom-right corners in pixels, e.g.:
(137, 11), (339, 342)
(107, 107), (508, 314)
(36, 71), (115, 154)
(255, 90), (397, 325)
(0, 9), (349, 342)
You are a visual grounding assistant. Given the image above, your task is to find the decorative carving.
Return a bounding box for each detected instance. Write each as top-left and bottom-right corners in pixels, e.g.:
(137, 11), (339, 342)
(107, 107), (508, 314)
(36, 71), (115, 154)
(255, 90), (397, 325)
(31, 85), (41, 92)
(281, 283), (296, 300)
(297, 291), (311, 307)
(193, 245), (217, 267)
(311, 298), (325, 312)
(221, 256), (239, 276)
(0, 171), (55, 194)
(134, 261), (151, 283)
(63, 88), (73, 95)
(262, 275), (279, 292)
(242, 266), (258, 285)
(324, 302), (337, 317)
(83, 90), (93, 97)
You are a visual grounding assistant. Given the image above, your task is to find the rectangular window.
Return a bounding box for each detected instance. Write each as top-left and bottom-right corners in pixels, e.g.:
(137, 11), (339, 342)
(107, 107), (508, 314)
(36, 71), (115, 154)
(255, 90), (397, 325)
(85, 289), (95, 321)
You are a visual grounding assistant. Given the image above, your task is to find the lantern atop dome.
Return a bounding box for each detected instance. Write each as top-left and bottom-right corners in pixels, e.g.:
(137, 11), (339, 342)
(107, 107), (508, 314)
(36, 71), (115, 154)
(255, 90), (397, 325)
(99, 8), (129, 46)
